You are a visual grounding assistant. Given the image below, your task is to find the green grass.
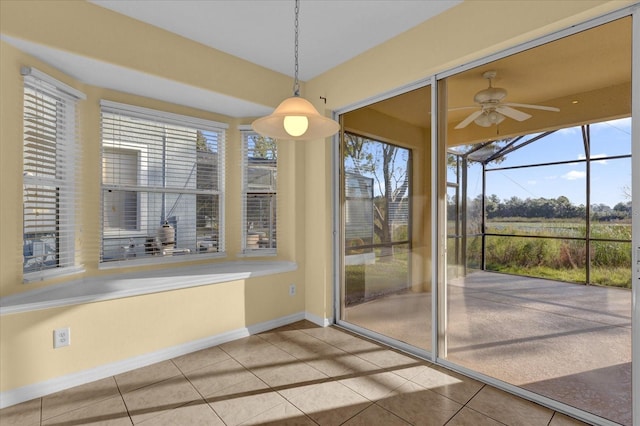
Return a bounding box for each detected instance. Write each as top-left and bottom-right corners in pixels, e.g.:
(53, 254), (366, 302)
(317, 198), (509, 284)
(473, 221), (632, 289)
(344, 254), (410, 305)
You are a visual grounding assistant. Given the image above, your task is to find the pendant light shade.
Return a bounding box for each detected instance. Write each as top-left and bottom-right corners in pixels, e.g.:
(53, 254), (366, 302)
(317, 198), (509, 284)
(251, 0), (340, 141)
(252, 95), (340, 140)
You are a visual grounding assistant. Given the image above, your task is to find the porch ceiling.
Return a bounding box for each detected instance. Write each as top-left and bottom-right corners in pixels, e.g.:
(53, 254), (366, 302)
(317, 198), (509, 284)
(368, 17), (632, 145)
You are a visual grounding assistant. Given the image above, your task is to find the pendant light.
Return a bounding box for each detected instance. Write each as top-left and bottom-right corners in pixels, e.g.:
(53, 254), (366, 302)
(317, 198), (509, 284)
(252, 0), (340, 141)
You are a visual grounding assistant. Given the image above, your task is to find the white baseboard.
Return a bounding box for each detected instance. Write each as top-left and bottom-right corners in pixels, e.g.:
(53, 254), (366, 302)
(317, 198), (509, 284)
(305, 311), (332, 327)
(0, 311), (306, 409)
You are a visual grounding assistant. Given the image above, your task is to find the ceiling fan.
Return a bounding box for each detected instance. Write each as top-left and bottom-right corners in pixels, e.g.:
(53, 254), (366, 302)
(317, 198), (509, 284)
(454, 70), (560, 129)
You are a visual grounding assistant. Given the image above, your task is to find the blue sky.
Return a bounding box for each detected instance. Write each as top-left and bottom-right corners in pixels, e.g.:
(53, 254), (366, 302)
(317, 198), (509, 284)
(466, 118), (632, 208)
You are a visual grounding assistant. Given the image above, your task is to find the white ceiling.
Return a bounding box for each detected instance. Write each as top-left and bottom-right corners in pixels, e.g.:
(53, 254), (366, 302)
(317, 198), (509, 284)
(1, 1), (461, 117)
(89, 0), (461, 81)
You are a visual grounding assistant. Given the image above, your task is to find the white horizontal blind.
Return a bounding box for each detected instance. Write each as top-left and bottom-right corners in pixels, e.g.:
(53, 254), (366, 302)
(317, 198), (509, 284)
(241, 130), (277, 253)
(22, 68), (84, 280)
(100, 101), (226, 264)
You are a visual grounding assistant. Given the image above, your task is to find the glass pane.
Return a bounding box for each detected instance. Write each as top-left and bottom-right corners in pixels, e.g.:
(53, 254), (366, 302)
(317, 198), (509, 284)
(246, 193), (277, 249)
(341, 78), (431, 353)
(441, 18), (632, 424)
(344, 243), (431, 349)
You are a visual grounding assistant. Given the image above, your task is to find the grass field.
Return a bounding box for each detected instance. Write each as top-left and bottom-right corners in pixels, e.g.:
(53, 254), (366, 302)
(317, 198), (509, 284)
(471, 220), (632, 288)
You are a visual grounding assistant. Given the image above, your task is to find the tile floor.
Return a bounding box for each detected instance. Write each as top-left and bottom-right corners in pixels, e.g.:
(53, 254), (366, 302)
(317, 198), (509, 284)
(1, 321), (589, 426)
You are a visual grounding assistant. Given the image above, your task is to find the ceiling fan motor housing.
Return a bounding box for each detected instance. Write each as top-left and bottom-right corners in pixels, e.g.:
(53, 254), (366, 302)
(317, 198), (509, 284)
(474, 86), (507, 104)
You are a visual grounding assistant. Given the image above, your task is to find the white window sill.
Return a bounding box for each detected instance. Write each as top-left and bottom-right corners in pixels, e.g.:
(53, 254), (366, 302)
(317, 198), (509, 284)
(1, 261), (297, 316)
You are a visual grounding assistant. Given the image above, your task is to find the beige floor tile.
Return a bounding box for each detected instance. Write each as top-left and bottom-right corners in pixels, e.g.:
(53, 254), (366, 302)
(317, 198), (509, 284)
(115, 360), (182, 394)
(226, 340), (298, 370)
(467, 386), (554, 426)
(391, 363), (433, 381)
(121, 375), (203, 424)
(42, 395), (131, 426)
(304, 351), (381, 378)
(42, 377), (121, 420)
(342, 404), (411, 426)
(285, 381), (372, 426)
(408, 365), (484, 404)
(376, 381), (462, 426)
(205, 374), (270, 403)
(250, 359), (328, 389)
(172, 346), (231, 373)
(239, 401), (316, 426)
(325, 333), (383, 355)
(208, 389), (287, 426)
(0, 398), (41, 426)
(351, 346), (422, 371)
(273, 334), (344, 362)
(339, 371), (407, 401)
(299, 325), (356, 346)
(549, 412), (591, 426)
(185, 358), (263, 399)
(137, 401), (224, 425)
(219, 335), (275, 360)
(258, 327), (318, 345)
(287, 320), (320, 331)
(445, 407), (504, 426)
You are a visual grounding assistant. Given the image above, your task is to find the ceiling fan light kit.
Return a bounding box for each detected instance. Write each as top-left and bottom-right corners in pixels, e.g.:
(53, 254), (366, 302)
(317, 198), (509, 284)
(455, 70), (560, 130)
(252, 0), (340, 141)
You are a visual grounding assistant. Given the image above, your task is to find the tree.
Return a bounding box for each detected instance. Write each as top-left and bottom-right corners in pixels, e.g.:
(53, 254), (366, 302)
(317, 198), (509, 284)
(251, 135), (277, 159)
(344, 133), (408, 257)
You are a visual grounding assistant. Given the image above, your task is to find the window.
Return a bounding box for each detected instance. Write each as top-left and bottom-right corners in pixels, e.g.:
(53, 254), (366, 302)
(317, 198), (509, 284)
(100, 101), (226, 265)
(22, 67), (85, 281)
(240, 129), (277, 254)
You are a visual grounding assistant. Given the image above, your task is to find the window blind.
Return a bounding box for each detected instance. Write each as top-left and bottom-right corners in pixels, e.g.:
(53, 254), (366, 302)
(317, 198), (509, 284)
(100, 101), (226, 264)
(22, 67), (85, 281)
(240, 129), (277, 254)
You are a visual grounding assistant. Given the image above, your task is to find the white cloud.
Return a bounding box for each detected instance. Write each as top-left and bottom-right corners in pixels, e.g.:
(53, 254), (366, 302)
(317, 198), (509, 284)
(562, 170), (586, 180)
(578, 153), (607, 164)
(591, 117), (631, 132)
(527, 180), (537, 185)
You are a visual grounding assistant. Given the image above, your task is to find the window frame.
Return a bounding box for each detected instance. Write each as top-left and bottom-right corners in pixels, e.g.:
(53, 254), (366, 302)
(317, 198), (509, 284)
(99, 101), (227, 268)
(21, 67), (85, 283)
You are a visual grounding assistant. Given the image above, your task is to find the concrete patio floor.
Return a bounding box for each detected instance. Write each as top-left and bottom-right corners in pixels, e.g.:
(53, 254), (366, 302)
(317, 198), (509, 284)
(344, 270), (632, 425)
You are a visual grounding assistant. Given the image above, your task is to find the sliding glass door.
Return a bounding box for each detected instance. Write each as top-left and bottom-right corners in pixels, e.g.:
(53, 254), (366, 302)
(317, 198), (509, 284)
(438, 17), (633, 425)
(336, 11), (635, 426)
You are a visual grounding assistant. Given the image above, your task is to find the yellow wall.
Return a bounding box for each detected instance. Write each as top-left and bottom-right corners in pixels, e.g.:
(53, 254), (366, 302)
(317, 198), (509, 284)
(0, 0), (633, 399)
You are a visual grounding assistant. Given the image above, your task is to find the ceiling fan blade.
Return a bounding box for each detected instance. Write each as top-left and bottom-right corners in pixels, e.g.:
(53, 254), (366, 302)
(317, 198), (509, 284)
(503, 102), (560, 112)
(454, 110), (483, 129)
(495, 105), (531, 121)
(448, 105), (478, 111)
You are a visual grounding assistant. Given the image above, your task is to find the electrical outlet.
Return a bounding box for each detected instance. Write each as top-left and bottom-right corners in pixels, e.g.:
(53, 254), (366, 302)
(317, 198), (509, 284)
(289, 284), (296, 296)
(53, 327), (70, 349)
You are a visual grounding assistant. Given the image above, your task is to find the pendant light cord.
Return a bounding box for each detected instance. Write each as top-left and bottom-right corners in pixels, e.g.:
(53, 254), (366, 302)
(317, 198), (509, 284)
(293, 0), (300, 97)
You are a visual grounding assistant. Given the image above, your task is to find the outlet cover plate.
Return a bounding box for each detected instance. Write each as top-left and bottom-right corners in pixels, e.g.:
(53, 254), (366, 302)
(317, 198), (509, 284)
(53, 327), (70, 348)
